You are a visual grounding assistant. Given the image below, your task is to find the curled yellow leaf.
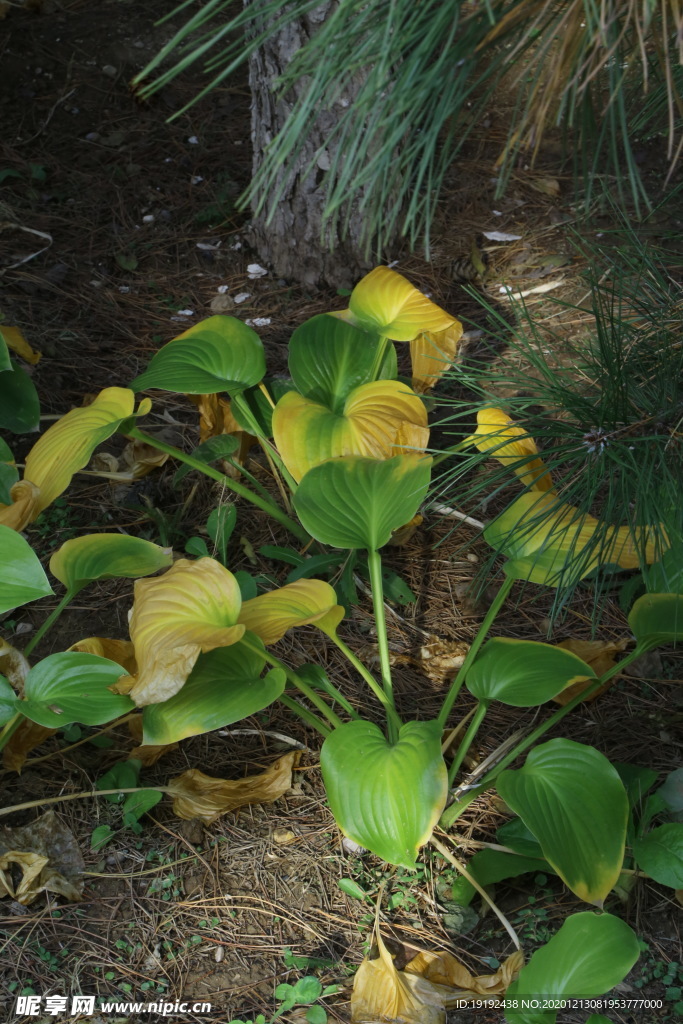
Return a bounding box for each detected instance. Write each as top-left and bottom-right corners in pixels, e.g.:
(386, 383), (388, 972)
(121, 558), (245, 706)
(238, 579), (344, 644)
(0, 637), (30, 693)
(187, 392), (256, 476)
(273, 380), (429, 482)
(410, 321), (464, 393)
(167, 751), (300, 823)
(0, 480), (40, 532)
(468, 407), (553, 492)
(348, 266), (456, 342)
(405, 948), (524, 1003)
(22, 388), (148, 517)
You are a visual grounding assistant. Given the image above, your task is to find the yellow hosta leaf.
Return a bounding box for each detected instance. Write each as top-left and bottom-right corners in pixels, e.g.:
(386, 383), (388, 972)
(501, 491), (660, 571)
(273, 381), (429, 481)
(22, 388), (148, 516)
(348, 266), (456, 342)
(405, 948), (524, 1003)
(67, 637), (138, 677)
(127, 714), (177, 766)
(468, 407), (553, 492)
(188, 392), (256, 475)
(1, 325), (41, 365)
(351, 919), (446, 1024)
(2, 719), (57, 772)
(552, 637), (629, 705)
(167, 751), (300, 823)
(0, 479), (40, 532)
(121, 558), (245, 706)
(238, 579), (344, 644)
(410, 322), (464, 393)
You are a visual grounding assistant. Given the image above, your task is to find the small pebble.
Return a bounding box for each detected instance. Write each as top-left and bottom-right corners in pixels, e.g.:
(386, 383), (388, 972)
(466, 552), (478, 563)
(233, 292), (251, 304)
(102, 65), (118, 78)
(187, 135), (199, 145)
(214, 947), (225, 963)
(142, 214), (154, 224)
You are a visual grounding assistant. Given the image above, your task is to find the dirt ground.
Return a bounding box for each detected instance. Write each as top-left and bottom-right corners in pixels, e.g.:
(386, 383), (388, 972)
(0, 2), (682, 1023)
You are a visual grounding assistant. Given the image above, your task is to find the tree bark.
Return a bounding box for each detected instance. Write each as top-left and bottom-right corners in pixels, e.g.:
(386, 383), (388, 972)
(246, 2), (387, 289)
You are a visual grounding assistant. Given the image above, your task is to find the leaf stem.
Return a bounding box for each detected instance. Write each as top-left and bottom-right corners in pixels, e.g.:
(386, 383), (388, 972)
(127, 427), (309, 543)
(325, 630), (403, 732)
(239, 637), (343, 730)
(439, 643), (649, 829)
(23, 589), (76, 658)
(447, 700), (489, 787)
(277, 694), (331, 738)
(366, 549), (398, 742)
(437, 576), (514, 728)
(0, 787), (172, 819)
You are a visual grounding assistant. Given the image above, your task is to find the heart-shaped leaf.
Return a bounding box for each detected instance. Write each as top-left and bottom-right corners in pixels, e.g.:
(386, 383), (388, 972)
(273, 380), (428, 482)
(0, 359), (41, 433)
(320, 720), (447, 866)
(347, 266), (455, 341)
(142, 636), (286, 745)
(294, 454), (431, 550)
(0, 524), (53, 613)
(130, 316), (265, 394)
(505, 912), (640, 1024)
(21, 652), (134, 727)
(633, 823), (683, 888)
(628, 593), (683, 649)
(50, 534), (172, 594)
(496, 739), (628, 905)
(288, 313), (395, 410)
(465, 638), (596, 706)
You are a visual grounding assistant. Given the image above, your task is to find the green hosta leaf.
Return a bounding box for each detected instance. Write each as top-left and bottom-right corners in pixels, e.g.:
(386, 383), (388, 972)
(0, 438), (18, 504)
(21, 652), (135, 727)
(465, 638), (595, 707)
(613, 762), (658, 809)
(294, 454), (431, 550)
(0, 359), (40, 432)
(141, 636), (285, 745)
(451, 848), (552, 907)
(122, 789), (163, 825)
(0, 674), (17, 725)
(131, 316), (265, 395)
(0, 329), (11, 372)
(505, 912), (640, 1024)
(628, 593), (683, 648)
(657, 766), (683, 816)
(288, 313), (395, 412)
(496, 739), (628, 905)
(97, 759), (141, 802)
(320, 720), (447, 867)
(644, 546), (683, 594)
(231, 377), (291, 436)
(173, 434), (240, 485)
(496, 817), (545, 858)
(0, 524), (54, 613)
(633, 824), (683, 888)
(49, 534), (172, 594)
(207, 504), (236, 564)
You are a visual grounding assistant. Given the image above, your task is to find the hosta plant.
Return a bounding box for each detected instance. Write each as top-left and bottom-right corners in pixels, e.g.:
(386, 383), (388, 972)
(0, 264), (679, 1015)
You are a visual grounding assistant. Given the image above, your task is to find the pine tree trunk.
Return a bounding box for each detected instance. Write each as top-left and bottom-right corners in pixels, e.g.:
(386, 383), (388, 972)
(246, 3), (386, 289)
